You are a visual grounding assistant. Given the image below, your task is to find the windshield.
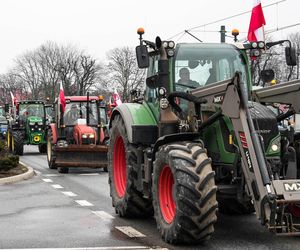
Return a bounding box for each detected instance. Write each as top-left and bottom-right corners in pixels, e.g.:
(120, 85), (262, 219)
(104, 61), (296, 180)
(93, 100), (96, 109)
(19, 103), (44, 121)
(174, 43), (248, 91)
(64, 101), (98, 126)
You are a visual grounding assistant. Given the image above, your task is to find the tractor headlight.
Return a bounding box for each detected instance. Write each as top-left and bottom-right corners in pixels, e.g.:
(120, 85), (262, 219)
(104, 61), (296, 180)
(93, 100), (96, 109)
(251, 42), (258, 48)
(82, 134), (88, 138)
(89, 134), (95, 139)
(271, 144), (279, 151)
(258, 41), (265, 49)
(251, 49), (260, 57)
(268, 135), (281, 154)
(167, 49), (175, 57)
(29, 122), (35, 126)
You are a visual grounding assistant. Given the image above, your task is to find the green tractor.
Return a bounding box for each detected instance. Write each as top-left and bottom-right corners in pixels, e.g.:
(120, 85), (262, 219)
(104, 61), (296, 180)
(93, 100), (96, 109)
(6, 100), (48, 155)
(108, 28), (300, 244)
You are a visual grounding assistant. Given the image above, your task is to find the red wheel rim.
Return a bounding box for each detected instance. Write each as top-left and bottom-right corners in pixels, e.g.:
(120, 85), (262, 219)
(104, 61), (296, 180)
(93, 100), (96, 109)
(159, 165), (176, 223)
(113, 136), (126, 197)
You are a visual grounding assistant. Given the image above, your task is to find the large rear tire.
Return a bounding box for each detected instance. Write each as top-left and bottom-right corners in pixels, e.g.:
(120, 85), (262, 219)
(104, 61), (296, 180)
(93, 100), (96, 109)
(12, 131), (24, 156)
(108, 115), (153, 217)
(47, 130), (57, 169)
(153, 142), (218, 244)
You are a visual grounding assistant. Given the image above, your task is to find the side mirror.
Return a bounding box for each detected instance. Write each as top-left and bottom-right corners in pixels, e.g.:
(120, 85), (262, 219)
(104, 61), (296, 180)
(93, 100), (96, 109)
(4, 103), (9, 113)
(136, 45), (149, 68)
(285, 46), (297, 66)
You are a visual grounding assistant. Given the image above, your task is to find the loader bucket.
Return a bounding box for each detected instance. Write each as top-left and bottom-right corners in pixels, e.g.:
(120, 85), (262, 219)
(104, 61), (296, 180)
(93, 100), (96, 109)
(54, 144), (108, 168)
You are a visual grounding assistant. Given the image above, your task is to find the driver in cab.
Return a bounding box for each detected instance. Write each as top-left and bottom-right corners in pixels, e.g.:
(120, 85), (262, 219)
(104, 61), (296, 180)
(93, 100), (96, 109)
(176, 67), (199, 91)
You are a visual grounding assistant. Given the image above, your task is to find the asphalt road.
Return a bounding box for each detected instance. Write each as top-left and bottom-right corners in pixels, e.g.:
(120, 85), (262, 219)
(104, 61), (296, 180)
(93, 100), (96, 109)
(0, 145), (299, 250)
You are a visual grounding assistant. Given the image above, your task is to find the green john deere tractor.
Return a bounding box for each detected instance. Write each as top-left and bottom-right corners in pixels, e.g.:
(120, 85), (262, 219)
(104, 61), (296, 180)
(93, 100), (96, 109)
(108, 28), (300, 244)
(6, 100), (47, 155)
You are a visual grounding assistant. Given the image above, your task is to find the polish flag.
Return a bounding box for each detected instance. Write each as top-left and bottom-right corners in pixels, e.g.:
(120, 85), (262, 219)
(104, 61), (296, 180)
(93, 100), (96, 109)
(247, 0), (266, 42)
(59, 82), (66, 113)
(112, 89), (122, 106)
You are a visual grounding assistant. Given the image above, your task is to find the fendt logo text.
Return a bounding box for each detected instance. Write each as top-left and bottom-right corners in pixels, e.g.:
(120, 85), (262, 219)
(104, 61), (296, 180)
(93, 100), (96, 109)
(284, 182), (300, 191)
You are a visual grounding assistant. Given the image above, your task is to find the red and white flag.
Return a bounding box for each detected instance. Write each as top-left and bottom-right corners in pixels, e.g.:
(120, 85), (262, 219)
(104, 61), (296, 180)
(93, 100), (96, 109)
(59, 82), (66, 113)
(247, 0), (266, 42)
(112, 89), (122, 106)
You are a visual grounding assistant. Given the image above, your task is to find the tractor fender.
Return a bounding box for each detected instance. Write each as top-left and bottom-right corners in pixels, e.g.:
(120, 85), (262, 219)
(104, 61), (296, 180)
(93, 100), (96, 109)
(109, 103), (157, 144)
(49, 123), (58, 144)
(152, 132), (203, 161)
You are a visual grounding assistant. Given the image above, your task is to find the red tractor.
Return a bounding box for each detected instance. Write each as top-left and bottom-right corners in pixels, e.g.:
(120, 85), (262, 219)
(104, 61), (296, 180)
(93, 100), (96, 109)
(47, 95), (109, 173)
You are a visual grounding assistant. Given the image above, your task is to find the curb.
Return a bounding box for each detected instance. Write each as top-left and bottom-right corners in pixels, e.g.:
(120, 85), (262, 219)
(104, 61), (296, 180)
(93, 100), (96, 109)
(0, 162), (35, 185)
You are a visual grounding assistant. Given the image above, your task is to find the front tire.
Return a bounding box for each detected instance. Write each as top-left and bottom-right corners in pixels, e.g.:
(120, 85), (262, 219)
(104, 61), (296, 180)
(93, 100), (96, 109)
(153, 142), (218, 244)
(12, 131), (24, 155)
(108, 115), (153, 217)
(47, 130), (57, 169)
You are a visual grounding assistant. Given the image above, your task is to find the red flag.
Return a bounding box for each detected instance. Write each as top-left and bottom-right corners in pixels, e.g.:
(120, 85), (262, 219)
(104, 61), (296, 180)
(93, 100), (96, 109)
(59, 82), (66, 113)
(112, 89), (122, 106)
(248, 0), (266, 42)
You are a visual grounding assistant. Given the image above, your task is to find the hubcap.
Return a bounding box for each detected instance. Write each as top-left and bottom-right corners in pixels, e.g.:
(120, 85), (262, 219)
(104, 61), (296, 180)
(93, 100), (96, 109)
(113, 135), (126, 198)
(159, 165), (176, 223)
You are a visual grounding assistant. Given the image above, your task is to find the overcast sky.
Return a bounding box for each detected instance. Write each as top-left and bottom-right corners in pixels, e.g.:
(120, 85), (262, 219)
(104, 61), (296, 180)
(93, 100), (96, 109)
(0, 0), (299, 74)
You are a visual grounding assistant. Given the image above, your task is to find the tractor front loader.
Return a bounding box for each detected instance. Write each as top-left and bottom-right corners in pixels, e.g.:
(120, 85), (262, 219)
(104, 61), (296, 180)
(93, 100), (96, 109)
(47, 95), (109, 173)
(108, 28), (300, 244)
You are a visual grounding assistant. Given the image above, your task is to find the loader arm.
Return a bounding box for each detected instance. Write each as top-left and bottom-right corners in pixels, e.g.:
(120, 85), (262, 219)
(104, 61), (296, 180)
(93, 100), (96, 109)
(191, 74), (300, 235)
(252, 79), (300, 113)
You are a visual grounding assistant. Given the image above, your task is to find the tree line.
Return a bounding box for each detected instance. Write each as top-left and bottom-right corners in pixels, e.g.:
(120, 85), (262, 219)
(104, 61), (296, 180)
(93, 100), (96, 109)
(0, 41), (145, 105)
(1, 31), (299, 105)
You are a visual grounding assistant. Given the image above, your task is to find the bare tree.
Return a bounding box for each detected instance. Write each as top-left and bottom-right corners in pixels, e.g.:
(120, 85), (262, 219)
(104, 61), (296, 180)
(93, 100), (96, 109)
(0, 41), (105, 103)
(106, 46), (145, 102)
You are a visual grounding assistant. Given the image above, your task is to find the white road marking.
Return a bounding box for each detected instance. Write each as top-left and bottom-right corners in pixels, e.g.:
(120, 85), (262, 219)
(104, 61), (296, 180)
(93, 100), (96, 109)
(62, 191), (78, 197)
(92, 210), (114, 219)
(0, 247), (167, 250)
(79, 173), (100, 176)
(75, 200), (94, 206)
(51, 184), (63, 189)
(42, 178), (53, 183)
(115, 226), (146, 238)
(44, 174), (60, 177)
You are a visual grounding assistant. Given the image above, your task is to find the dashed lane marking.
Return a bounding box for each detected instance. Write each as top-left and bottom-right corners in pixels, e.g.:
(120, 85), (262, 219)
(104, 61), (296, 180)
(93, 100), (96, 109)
(115, 226), (146, 238)
(92, 210), (114, 219)
(43, 174), (60, 177)
(51, 184), (64, 189)
(42, 178), (53, 183)
(62, 191), (78, 197)
(75, 200), (94, 206)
